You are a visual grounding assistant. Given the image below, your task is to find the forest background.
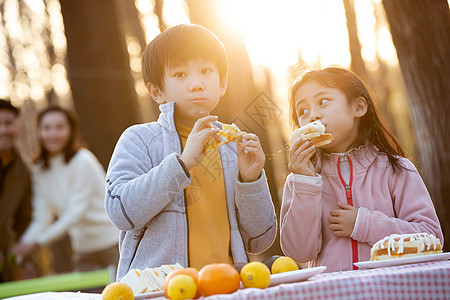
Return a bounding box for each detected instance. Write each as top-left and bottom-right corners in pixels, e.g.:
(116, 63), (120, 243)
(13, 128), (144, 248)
(1, 0), (448, 271)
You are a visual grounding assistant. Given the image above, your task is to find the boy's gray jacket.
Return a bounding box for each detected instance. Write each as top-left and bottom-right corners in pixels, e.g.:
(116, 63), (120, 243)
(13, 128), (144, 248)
(105, 102), (276, 280)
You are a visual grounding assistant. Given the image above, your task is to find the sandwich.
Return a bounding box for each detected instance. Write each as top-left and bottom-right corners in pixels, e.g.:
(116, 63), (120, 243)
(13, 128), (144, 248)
(120, 263), (184, 294)
(289, 120), (333, 147)
(203, 123), (243, 153)
(119, 268), (150, 294)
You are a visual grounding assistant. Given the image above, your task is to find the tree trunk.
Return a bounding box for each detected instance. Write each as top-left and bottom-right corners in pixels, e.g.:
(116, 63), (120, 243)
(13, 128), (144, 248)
(59, 0), (141, 168)
(343, 0), (368, 80)
(114, 0), (161, 121)
(382, 0), (450, 250)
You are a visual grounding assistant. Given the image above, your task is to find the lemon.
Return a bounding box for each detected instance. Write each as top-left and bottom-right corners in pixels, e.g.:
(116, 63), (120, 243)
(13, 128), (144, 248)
(240, 262), (271, 289)
(102, 282), (134, 300)
(271, 256), (299, 274)
(167, 274), (197, 300)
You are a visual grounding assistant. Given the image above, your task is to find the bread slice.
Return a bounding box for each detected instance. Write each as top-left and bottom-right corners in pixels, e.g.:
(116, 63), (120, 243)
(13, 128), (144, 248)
(120, 268), (151, 294)
(120, 263), (185, 294)
(204, 123), (243, 153)
(309, 133), (333, 147)
(142, 268), (161, 292)
(290, 120), (332, 147)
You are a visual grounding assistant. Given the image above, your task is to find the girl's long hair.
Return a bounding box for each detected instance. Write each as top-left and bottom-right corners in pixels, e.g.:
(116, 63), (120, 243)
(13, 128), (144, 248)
(34, 106), (82, 170)
(289, 67), (406, 171)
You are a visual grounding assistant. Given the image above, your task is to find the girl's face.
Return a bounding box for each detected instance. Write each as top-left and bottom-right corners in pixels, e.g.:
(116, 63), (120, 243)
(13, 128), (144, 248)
(294, 80), (362, 153)
(39, 111), (71, 156)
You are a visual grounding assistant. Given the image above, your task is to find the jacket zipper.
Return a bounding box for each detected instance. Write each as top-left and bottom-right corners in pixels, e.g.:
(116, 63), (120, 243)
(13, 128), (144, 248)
(127, 225), (147, 271)
(173, 114), (190, 268)
(337, 155), (358, 270)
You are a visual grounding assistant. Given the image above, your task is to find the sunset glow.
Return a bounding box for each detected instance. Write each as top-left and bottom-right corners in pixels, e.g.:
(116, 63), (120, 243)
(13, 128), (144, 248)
(218, 0), (351, 68)
(0, 0), (400, 105)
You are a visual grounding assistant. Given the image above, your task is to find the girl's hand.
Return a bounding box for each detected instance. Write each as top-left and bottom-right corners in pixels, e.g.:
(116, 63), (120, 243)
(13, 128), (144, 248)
(179, 116), (219, 170)
(237, 133), (265, 182)
(288, 139), (316, 176)
(328, 202), (358, 237)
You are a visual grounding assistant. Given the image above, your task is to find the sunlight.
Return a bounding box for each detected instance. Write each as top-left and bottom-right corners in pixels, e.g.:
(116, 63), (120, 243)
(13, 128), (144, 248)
(376, 26), (398, 66)
(161, 0), (399, 73)
(153, 0), (400, 109)
(354, 0), (398, 70)
(219, 0), (298, 67)
(0, 0), (71, 104)
(163, 0), (190, 27)
(0, 0), (402, 105)
(3, 0), (21, 40)
(47, 0), (67, 55)
(218, 0), (351, 68)
(51, 63), (71, 97)
(214, 0), (355, 127)
(135, 0), (161, 42)
(354, 0), (377, 69)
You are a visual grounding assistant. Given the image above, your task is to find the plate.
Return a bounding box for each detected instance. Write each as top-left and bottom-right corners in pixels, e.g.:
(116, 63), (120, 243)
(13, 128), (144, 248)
(269, 266), (327, 286)
(134, 290), (164, 299)
(354, 252), (450, 269)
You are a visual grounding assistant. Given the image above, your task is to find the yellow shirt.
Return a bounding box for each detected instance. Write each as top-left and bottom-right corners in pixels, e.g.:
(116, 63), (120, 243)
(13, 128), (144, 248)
(177, 122), (234, 269)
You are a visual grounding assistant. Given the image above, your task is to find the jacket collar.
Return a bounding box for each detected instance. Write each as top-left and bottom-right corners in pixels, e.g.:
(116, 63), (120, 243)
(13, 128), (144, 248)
(157, 102), (177, 132)
(157, 101), (223, 131)
(317, 145), (379, 176)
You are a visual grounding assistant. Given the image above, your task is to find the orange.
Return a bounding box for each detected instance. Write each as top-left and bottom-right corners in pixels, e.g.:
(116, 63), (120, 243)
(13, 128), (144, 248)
(164, 267), (200, 298)
(197, 263), (241, 296)
(102, 282), (134, 300)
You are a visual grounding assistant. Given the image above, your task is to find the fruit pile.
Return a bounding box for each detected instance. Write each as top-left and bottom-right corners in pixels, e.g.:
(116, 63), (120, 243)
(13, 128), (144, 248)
(102, 256), (300, 300)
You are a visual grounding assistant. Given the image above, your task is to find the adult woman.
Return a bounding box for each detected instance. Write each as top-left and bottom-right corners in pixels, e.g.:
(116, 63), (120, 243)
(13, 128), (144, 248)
(13, 106), (118, 271)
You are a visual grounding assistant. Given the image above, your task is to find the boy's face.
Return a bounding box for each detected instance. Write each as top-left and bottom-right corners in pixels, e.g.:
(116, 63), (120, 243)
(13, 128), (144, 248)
(149, 59), (227, 127)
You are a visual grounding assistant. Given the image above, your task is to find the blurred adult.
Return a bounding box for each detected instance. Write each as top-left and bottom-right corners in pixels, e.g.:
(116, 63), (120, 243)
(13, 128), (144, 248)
(0, 99), (32, 282)
(12, 106), (119, 272)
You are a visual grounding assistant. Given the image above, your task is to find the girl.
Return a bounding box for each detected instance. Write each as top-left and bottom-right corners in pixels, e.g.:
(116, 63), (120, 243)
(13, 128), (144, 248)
(280, 67), (443, 272)
(13, 106), (119, 271)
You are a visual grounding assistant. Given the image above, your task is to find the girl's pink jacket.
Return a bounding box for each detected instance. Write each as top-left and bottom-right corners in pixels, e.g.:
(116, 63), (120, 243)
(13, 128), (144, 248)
(280, 146), (443, 273)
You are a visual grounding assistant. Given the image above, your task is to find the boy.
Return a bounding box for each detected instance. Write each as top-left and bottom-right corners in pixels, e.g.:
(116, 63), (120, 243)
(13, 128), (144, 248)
(105, 24), (276, 280)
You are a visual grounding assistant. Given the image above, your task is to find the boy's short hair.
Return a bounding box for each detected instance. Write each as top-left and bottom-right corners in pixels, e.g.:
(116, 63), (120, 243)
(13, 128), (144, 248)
(142, 24), (228, 91)
(0, 99), (19, 116)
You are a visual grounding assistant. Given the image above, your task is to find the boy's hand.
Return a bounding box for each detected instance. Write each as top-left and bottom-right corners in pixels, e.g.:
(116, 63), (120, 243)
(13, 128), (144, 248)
(179, 116), (219, 170)
(328, 202), (358, 237)
(288, 139), (316, 176)
(237, 133), (265, 182)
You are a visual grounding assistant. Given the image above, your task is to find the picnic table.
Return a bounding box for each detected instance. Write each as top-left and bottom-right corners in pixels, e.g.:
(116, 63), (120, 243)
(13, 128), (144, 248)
(2, 260), (449, 299)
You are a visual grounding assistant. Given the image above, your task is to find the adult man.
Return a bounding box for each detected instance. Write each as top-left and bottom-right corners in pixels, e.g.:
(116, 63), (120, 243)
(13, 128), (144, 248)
(0, 99), (32, 281)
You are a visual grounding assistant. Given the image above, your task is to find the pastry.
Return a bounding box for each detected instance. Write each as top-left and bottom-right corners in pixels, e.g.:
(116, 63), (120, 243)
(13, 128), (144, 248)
(289, 120), (332, 147)
(370, 233), (442, 261)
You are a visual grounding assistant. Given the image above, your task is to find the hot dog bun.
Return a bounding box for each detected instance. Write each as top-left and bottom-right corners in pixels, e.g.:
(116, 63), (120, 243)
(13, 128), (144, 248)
(290, 120), (333, 147)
